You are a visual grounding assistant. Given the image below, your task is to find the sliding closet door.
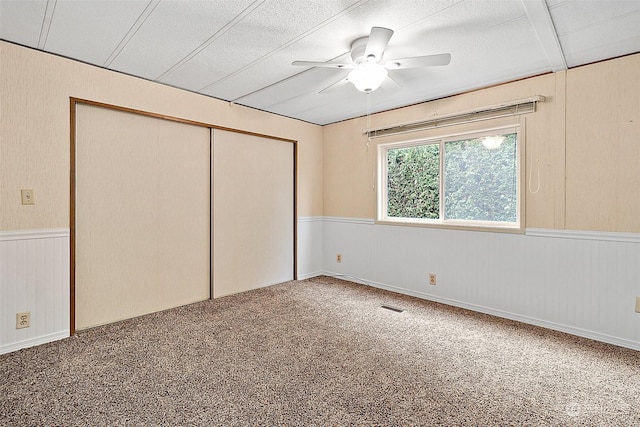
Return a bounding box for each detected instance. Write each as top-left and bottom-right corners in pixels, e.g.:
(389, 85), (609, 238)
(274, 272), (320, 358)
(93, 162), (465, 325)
(212, 129), (294, 297)
(75, 105), (210, 330)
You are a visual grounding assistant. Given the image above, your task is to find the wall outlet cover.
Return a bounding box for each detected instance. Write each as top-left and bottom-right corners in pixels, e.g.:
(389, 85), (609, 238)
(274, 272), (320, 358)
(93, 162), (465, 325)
(21, 189), (35, 205)
(16, 311), (31, 329)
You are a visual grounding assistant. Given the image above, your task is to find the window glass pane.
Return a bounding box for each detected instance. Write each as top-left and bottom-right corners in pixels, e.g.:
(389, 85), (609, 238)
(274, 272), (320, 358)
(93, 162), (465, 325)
(444, 133), (517, 222)
(387, 144), (440, 219)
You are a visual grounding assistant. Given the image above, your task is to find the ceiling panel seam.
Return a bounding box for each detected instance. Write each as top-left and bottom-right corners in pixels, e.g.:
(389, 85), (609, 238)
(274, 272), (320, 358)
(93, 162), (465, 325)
(232, 66), (347, 105)
(37, 0), (57, 49)
(102, 0), (161, 68)
(485, 14), (528, 32)
(397, 0), (466, 33)
(156, 0), (266, 82)
(521, 0), (567, 71)
(198, 0), (371, 94)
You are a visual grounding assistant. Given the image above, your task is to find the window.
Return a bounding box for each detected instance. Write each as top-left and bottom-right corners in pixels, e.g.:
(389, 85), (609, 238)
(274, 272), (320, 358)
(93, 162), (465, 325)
(377, 126), (522, 230)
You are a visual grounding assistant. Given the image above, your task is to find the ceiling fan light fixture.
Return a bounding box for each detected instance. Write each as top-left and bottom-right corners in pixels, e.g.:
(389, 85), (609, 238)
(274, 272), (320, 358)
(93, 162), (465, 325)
(348, 62), (388, 92)
(292, 26), (451, 95)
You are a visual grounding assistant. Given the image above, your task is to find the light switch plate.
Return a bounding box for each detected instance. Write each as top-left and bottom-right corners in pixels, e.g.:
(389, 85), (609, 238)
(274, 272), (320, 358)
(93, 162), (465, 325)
(21, 189), (35, 205)
(636, 297), (640, 313)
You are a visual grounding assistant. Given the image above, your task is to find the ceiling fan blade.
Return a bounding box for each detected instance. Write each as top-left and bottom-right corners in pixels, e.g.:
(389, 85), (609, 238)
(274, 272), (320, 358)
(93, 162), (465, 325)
(364, 27), (394, 61)
(385, 53), (451, 69)
(292, 60), (355, 69)
(319, 76), (350, 94)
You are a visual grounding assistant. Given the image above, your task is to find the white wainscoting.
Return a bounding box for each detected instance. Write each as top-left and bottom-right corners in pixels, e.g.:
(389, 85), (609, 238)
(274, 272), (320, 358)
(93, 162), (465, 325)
(297, 217), (324, 280)
(322, 217), (640, 351)
(2, 222), (637, 354)
(0, 219), (325, 355)
(0, 229), (70, 354)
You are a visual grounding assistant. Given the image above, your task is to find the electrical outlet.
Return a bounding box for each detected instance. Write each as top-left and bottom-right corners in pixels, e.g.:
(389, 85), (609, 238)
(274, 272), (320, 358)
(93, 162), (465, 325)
(429, 274), (437, 286)
(636, 297), (640, 313)
(336, 254), (342, 263)
(21, 189), (35, 205)
(16, 311), (30, 329)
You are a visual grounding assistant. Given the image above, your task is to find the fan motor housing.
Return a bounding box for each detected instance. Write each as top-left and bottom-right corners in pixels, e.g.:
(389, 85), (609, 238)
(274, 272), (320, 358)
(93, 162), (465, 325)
(350, 36), (371, 63)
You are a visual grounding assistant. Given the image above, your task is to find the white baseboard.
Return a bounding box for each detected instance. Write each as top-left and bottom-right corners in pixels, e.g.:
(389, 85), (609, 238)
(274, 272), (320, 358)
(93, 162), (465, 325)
(0, 331), (70, 355)
(297, 271), (325, 280)
(321, 271), (640, 352)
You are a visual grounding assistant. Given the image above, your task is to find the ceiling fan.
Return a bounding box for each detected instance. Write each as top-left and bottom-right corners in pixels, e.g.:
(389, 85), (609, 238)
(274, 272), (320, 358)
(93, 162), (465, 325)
(292, 27), (451, 93)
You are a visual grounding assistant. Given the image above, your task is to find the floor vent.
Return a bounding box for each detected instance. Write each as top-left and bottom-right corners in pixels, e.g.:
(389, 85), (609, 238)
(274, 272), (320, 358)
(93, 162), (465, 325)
(381, 305), (404, 313)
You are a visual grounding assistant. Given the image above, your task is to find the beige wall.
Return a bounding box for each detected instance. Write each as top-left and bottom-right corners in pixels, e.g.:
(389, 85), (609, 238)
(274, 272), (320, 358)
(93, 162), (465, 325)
(565, 55), (640, 232)
(323, 53), (640, 233)
(1, 40), (638, 234)
(0, 41), (323, 232)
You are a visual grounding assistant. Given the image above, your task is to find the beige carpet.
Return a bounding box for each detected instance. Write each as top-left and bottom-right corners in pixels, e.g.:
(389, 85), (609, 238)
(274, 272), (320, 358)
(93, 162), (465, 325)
(1, 276), (639, 426)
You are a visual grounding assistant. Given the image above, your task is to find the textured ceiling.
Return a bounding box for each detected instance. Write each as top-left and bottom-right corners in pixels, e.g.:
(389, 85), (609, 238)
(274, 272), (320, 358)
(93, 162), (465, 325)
(1, 0), (638, 125)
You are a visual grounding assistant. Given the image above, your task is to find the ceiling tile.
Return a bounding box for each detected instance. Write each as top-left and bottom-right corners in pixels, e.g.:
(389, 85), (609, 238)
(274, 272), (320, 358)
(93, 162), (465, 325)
(557, 12), (640, 67)
(109, 0), (256, 80)
(548, 0), (640, 35)
(43, 0), (150, 66)
(0, 0), (47, 47)
(547, 1), (640, 67)
(161, 0), (369, 93)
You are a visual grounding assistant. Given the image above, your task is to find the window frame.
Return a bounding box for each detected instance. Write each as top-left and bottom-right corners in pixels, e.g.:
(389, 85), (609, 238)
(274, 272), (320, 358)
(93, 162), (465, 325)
(376, 124), (524, 233)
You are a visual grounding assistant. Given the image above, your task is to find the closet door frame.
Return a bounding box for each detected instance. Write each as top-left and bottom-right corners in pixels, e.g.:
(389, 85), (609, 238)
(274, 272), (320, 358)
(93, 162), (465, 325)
(69, 97), (297, 335)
